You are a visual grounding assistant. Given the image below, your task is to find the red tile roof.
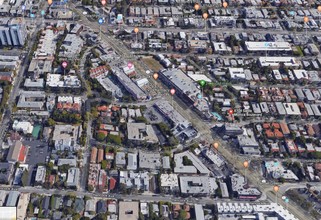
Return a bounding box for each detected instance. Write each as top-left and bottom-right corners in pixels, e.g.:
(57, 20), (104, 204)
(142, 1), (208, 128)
(263, 123), (270, 129)
(89, 65), (108, 79)
(109, 177), (116, 190)
(97, 149), (104, 163)
(271, 123), (280, 129)
(91, 147), (97, 163)
(274, 129), (284, 139)
(18, 145), (27, 162)
(97, 105), (109, 112)
(265, 129), (274, 138)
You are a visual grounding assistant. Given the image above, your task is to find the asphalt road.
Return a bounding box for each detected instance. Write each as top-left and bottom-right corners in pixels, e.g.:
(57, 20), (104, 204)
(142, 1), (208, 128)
(0, 185), (269, 205)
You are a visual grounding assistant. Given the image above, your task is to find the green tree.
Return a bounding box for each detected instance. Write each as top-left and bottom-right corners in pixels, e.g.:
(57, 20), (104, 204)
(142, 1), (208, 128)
(96, 132), (106, 141)
(106, 134), (121, 145)
(178, 210), (187, 220)
(50, 195), (55, 210)
(21, 170), (29, 186)
(182, 156), (193, 166)
(47, 118), (55, 126)
(135, 116), (148, 123)
(72, 213), (81, 220)
(87, 185), (94, 192)
(101, 160), (108, 169)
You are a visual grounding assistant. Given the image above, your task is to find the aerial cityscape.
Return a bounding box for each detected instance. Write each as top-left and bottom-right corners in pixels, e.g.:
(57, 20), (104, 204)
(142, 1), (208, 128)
(0, 0), (320, 219)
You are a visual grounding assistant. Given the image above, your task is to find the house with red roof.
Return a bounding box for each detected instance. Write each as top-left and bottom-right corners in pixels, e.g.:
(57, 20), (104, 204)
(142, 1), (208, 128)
(265, 129), (274, 139)
(89, 65), (108, 79)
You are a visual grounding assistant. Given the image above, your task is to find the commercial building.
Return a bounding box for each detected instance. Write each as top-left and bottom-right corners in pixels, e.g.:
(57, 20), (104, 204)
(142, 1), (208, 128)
(154, 100), (196, 139)
(237, 130), (260, 155)
(139, 150), (161, 170)
(179, 176), (218, 196)
(6, 141), (28, 164)
(52, 124), (82, 151)
(230, 174), (261, 200)
(127, 123), (158, 144)
(264, 161), (299, 181)
(202, 148), (225, 168)
(159, 69), (211, 118)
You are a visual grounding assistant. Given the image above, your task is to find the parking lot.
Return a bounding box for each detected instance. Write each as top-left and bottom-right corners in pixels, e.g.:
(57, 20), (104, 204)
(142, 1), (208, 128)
(23, 140), (50, 186)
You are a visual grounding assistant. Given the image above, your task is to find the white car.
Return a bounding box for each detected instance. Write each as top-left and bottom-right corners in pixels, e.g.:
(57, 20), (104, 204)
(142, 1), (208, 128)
(82, 11), (88, 15)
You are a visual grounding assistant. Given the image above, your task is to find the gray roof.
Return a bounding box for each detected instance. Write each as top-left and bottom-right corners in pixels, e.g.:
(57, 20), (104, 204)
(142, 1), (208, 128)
(96, 200), (107, 213)
(66, 168), (80, 187)
(154, 100), (191, 130)
(162, 156), (171, 169)
(43, 196), (50, 210)
(57, 158), (77, 167)
(139, 150), (161, 170)
(194, 204), (205, 220)
(174, 151), (210, 174)
(231, 174), (261, 196)
(0, 163), (14, 184)
(116, 152), (126, 166)
(275, 102), (286, 115)
(160, 69), (210, 113)
(74, 198), (84, 213)
(5, 191), (19, 207)
(179, 176), (218, 194)
(127, 153), (137, 170)
(113, 67), (146, 100)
